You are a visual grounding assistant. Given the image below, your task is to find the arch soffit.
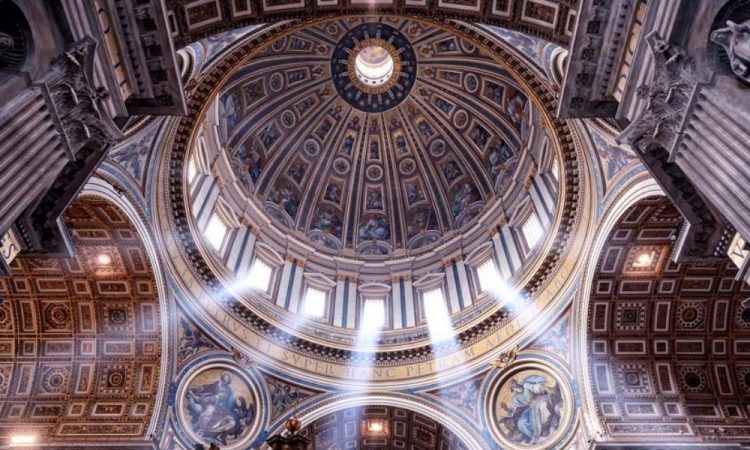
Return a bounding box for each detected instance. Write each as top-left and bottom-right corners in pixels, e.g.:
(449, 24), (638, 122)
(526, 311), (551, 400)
(572, 175), (664, 437)
(80, 175), (175, 437)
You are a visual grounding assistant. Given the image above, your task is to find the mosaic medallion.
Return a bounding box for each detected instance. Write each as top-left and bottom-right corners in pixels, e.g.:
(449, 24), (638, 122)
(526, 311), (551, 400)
(331, 22), (417, 112)
(488, 363), (574, 449)
(177, 364), (261, 449)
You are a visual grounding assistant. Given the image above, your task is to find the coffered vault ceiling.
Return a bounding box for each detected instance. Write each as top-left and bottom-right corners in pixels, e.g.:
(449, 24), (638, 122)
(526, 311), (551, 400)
(0, 197), (161, 441)
(218, 17), (537, 257)
(587, 196), (750, 441)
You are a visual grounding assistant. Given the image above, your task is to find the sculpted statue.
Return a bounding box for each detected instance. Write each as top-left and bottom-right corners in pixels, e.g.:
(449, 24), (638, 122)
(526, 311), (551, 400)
(618, 31), (698, 153)
(711, 20), (750, 83)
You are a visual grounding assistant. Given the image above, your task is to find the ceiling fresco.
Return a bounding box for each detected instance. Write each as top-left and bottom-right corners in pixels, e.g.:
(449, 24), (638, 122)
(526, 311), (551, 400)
(0, 197), (161, 441)
(218, 17), (535, 257)
(587, 196), (750, 442)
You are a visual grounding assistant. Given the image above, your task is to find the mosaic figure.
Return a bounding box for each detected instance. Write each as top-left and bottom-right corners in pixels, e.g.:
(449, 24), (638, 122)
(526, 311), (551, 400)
(185, 371), (255, 446)
(366, 188), (383, 210)
(405, 182), (425, 204)
(324, 183), (342, 204)
(221, 93), (240, 131)
(235, 143), (263, 182)
(487, 141), (514, 180)
(507, 91), (527, 126)
(313, 207), (342, 237)
(359, 216), (390, 241)
(269, 183), (299, 219)
(496, 371), (563, 446)
(451, 183), (480, 217)
(443, 160), (463, 182)
(178, 318), (214, 360)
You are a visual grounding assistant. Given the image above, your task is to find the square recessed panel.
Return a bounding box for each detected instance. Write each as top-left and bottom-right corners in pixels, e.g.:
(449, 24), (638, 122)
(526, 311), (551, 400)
(623, 246), (663, 274)
(612, 229), (632, 241)
(617, 364), (652, 394)
(616, 302), (646, 330)
(665, 403), (683, 416)
(521, 0), (559, 28)
(655, 362), (675, 394)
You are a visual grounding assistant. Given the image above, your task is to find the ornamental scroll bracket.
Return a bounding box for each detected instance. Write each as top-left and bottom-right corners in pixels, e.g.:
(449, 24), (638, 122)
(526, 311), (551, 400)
(617, 31), (701, 156)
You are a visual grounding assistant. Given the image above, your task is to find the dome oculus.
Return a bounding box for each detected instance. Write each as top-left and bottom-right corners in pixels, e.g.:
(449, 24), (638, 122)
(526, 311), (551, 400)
(332, 23), (416, 112)
(354, 44), (395, 87)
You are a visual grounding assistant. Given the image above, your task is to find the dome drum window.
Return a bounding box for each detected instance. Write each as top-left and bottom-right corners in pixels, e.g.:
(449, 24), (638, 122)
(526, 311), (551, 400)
(358, 282), (392, 331)
(187, 157), (198, 183)
(362, 298), (387, 330)
(247, 258), (274, 293)
(302, 286), (328, 319)
(421, 286), (453, 343)
(205, 212), (229, 252)
(521, 213), (544, 251)
(203, 199), (241, 256)
(476, 258), (503, 295)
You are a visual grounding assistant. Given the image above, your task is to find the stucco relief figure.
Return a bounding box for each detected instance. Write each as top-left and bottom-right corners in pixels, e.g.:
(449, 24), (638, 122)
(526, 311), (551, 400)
(712, 20), (750, 83)
(185, 372), (255, 445)
(497, 373), (563, 445)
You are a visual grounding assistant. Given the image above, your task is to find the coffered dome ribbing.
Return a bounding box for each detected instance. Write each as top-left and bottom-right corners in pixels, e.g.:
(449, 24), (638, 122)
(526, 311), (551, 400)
(217, 17), (538, 258)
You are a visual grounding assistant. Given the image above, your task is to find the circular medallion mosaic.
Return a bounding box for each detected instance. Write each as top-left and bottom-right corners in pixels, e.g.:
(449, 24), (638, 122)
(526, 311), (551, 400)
(177, 364), (261, 449)
(488, 364), (574, 449)
(331, 22), (417, 112)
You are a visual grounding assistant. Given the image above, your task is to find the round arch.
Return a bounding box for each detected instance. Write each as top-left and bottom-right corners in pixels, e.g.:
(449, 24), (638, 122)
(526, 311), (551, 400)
(81, 175), (174, 438)
(572, 175), (663, 439)
(262, 392), (486, 450)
